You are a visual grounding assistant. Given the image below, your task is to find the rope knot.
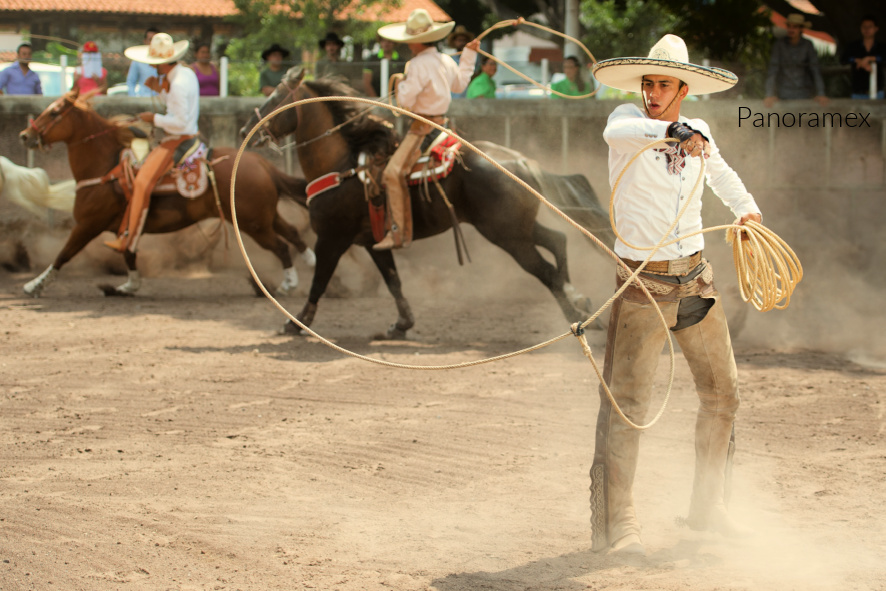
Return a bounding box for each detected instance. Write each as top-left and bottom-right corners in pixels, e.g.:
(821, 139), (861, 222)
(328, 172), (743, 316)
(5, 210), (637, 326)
(570, 322), (585, 337)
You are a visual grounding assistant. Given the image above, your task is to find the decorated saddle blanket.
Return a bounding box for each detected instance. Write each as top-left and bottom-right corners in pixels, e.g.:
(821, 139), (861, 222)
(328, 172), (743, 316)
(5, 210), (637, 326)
(121, 138), (212, 199)
(406, 129), (461, 186)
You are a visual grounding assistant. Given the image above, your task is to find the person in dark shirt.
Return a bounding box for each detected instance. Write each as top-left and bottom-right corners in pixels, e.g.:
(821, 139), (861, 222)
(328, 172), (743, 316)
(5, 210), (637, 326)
(259, 43), (291, 97)
(841, 15), (885, 99)
(764, 13), (828, 107)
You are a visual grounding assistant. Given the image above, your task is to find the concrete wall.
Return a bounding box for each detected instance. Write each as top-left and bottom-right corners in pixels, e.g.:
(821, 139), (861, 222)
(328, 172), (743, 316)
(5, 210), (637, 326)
(2, 96), (884, 267)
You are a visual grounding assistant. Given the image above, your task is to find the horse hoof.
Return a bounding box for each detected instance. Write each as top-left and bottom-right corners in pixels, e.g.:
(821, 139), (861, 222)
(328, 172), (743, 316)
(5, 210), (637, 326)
(98, 284), (136, 297)
(280, 320), (305, 336)
(374, 325), (408, 341)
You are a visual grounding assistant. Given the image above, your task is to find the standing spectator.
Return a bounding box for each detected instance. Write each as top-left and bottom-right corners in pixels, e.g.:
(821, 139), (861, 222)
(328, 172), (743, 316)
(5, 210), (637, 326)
(0, 43), (42, 95)
(447, 25), (475, 98)
(841, 15), (885, 99)
(316, 32), (345, 79)
(764, 13), (828, 107)
(550, 55), (590, 98)
(259, 43), (290, 97)
(127, 27), (160, 97)
(466, 56), (497, 99)
(72, 41), (108, 95)
(362, 36), (403, 97)
(190, 42), (220, 96)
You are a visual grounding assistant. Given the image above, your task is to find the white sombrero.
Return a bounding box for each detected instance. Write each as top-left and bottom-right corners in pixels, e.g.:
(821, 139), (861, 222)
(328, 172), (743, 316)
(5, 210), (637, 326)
(124, 32), (189, 65)
(378, 9), (455, 44)
(593, 34), (737, 96)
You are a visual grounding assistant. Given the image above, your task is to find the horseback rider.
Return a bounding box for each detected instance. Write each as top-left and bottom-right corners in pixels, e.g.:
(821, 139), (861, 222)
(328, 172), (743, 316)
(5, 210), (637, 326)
(588, 35), (762, 555)
(373, 9), (478, 251)
(104, 33), (198, 253)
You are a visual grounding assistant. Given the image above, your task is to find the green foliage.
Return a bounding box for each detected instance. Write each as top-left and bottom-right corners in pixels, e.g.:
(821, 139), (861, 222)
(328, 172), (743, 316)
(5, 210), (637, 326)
(656, 0), (771, 62)
(227, 60), (262, 97)
(580, 0), (680, 61)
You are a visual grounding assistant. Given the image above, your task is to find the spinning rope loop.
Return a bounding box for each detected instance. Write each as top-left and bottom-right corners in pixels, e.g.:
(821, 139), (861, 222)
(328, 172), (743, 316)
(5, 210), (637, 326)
(232, 96), (801, 431)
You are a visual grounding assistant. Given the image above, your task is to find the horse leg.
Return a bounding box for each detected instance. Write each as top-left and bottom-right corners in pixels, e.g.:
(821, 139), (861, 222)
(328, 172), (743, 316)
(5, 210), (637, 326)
(273, 214), (315, 267)
(475, 229), (588, 325)
(282, 233), (354, 336)
(244, 227), (299, 296)
(532, 222), (594, 316)
(23, 221), (107, 297)
(112, 250), (142, 295)
(364, 246), (415, 340)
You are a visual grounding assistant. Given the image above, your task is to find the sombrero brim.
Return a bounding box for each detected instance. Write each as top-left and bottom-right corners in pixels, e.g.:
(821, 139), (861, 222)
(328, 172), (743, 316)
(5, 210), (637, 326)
(124, 40), (189, 65)
(378, 21), (455, 44)
(593, 57), (737, 96)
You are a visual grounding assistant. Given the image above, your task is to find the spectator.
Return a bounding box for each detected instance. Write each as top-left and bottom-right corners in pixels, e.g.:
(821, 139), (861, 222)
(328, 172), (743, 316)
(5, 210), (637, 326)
(259, 43), (290, 97)
(841, 15), (885, 99)
(127, 27), (160, 97)
(466, 56), (497, 99)
(316, 32), (346, 78)
(362, 36), (403, 97)
(550, 55), (590, 98)
(764, 13), (828, 107)
(447, 24), (475, 98)
(190, 42), (220, 96)
(0, 43), (43, 95)
(72, 41), (108, 95)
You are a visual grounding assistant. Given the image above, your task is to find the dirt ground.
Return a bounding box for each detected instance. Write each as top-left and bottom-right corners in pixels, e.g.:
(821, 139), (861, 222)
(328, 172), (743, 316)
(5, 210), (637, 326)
(1, 216), (885, 591)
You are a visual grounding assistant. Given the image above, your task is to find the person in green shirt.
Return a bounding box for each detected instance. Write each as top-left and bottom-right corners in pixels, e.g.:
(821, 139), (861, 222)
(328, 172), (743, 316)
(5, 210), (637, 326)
(550, 55), (590, 99)
(259, 43), (291, 96)
(466, 57), (497, 99)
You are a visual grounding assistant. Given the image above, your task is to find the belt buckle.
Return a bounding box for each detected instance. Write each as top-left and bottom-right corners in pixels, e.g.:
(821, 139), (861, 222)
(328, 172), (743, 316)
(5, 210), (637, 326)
(667, 257), (691, 275)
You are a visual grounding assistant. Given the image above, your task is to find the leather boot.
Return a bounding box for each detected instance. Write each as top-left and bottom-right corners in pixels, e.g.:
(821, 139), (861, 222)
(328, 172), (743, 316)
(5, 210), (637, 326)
(591, 297), (679, 554)
(104, 235), (127, 252)
(674, 299), (752, 537)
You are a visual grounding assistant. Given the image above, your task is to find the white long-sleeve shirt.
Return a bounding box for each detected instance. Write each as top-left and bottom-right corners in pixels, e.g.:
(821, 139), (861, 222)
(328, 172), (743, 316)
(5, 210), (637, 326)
(154, 64), (199, 136)
(603, 103), (760, 261)
(397, 46), (476, 115)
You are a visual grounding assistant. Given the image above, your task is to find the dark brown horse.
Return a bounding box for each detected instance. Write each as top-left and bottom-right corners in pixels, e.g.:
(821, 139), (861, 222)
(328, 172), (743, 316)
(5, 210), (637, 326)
(241, 72), (611, 338)
(19, 88), (313, 297)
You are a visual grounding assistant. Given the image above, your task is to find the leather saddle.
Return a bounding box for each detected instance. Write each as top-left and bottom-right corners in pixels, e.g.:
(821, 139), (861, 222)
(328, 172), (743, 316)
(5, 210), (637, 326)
(119, 136), (212, 199)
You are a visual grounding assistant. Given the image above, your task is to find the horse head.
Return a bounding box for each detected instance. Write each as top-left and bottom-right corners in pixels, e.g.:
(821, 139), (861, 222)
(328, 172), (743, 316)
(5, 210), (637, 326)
(20, 87), (84, 150)
(240, 67), (305, 147)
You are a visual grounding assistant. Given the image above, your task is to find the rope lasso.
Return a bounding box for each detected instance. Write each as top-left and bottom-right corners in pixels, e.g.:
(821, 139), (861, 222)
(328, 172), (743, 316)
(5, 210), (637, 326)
(231, 96), (801, 430)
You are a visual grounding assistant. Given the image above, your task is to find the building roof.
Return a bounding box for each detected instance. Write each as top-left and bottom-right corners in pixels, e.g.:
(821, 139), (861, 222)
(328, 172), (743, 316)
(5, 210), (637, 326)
(0, 0), (449, 21)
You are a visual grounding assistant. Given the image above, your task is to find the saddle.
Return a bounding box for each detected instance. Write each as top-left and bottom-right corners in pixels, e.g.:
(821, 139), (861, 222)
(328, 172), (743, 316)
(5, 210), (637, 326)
(124, 137), (212, 199)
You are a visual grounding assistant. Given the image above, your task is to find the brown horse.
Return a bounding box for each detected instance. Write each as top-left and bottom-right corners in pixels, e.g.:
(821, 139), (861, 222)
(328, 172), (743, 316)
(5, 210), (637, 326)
(19, 88), (313, 297)
(241, 72), (611, 338)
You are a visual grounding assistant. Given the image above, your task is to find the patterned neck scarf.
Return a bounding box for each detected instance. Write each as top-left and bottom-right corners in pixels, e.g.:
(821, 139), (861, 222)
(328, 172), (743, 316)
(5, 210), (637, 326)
(654, 143), (687, 175)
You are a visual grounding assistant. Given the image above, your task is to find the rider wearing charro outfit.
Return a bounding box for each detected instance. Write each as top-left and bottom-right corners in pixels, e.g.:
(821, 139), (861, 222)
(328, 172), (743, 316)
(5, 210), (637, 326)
(105, 33), (199, 253)
(372, 9), (477, 251)
(589, 34), (762, 555)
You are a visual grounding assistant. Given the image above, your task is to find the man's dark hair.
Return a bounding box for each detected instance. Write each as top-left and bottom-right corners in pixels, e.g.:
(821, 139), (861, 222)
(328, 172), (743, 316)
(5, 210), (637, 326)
(146, 27), (160, 37)
(860, 14), (877, 26)
(17, 43), (32, 53)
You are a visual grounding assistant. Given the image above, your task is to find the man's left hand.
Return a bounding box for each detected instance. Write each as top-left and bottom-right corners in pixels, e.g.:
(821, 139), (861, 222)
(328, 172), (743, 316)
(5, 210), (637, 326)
(734, 212), (762, 241)
(137, 112), (155, 125)
(464, 39), (480, 53)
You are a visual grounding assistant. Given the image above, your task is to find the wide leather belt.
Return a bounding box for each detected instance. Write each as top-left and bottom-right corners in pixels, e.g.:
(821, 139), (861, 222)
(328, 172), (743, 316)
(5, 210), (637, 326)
(621, 251), (702, 276)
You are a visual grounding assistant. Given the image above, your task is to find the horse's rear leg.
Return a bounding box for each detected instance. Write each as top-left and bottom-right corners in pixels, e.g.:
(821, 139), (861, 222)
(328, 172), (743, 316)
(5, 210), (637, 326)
(282, 233), (354, 335)
(245, 227), (299, 295)
(364, 246), (414, 340)
(24, 222), (107, 297)
(532, 222), (593, 316)
(273, 215), (315, 266)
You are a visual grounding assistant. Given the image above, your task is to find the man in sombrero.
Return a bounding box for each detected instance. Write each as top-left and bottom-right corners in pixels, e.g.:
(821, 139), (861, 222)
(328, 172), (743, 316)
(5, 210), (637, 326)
(104, 33), (199, 253)
(372, 9), (479, 251)
(588, 34), (762, 555)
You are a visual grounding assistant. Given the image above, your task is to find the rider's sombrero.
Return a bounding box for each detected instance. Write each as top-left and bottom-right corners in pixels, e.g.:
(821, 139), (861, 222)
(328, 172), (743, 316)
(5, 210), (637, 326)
(124, 32), (189, 65)
(593, 34), (737, 96)
(378, 9), (455, 44)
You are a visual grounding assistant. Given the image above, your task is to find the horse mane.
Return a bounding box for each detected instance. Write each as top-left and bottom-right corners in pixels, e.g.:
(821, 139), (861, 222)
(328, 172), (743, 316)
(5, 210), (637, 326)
(64, 91), (136, 146)
(301, 77), (398, 160)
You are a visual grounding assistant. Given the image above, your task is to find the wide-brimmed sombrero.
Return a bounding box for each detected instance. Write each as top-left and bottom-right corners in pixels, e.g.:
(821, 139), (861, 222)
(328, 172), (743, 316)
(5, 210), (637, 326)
(378, 9), (455, 44)
(593, 34), (737, 96)
(124, 32), (189, 65)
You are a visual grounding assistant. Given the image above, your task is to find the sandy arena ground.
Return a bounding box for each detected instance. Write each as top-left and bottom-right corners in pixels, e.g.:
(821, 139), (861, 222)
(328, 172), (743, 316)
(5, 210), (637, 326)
(1, 212), (885, 591)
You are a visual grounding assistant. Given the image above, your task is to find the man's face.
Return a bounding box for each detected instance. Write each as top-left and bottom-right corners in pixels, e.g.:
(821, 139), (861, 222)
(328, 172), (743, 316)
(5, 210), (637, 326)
(453, 35), (469, 51)
(642, 75), (686, 120)
(379, 39), (395, 54)
(325, 42), (342, 59)
(482, 59), (497, 77)
(861, 20), (878, 39)
(786, 23), (803, 42)
(268, 51), (283, 66)
(17, 46), (32, 64)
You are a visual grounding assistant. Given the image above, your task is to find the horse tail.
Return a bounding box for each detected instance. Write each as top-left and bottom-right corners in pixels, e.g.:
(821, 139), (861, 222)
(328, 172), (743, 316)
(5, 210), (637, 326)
(268, 165), (308, 208)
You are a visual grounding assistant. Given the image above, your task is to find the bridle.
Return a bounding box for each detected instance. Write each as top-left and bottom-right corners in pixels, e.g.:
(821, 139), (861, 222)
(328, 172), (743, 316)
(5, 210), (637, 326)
(252, 78), (303, 148)
(28, 98), (76, 150)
